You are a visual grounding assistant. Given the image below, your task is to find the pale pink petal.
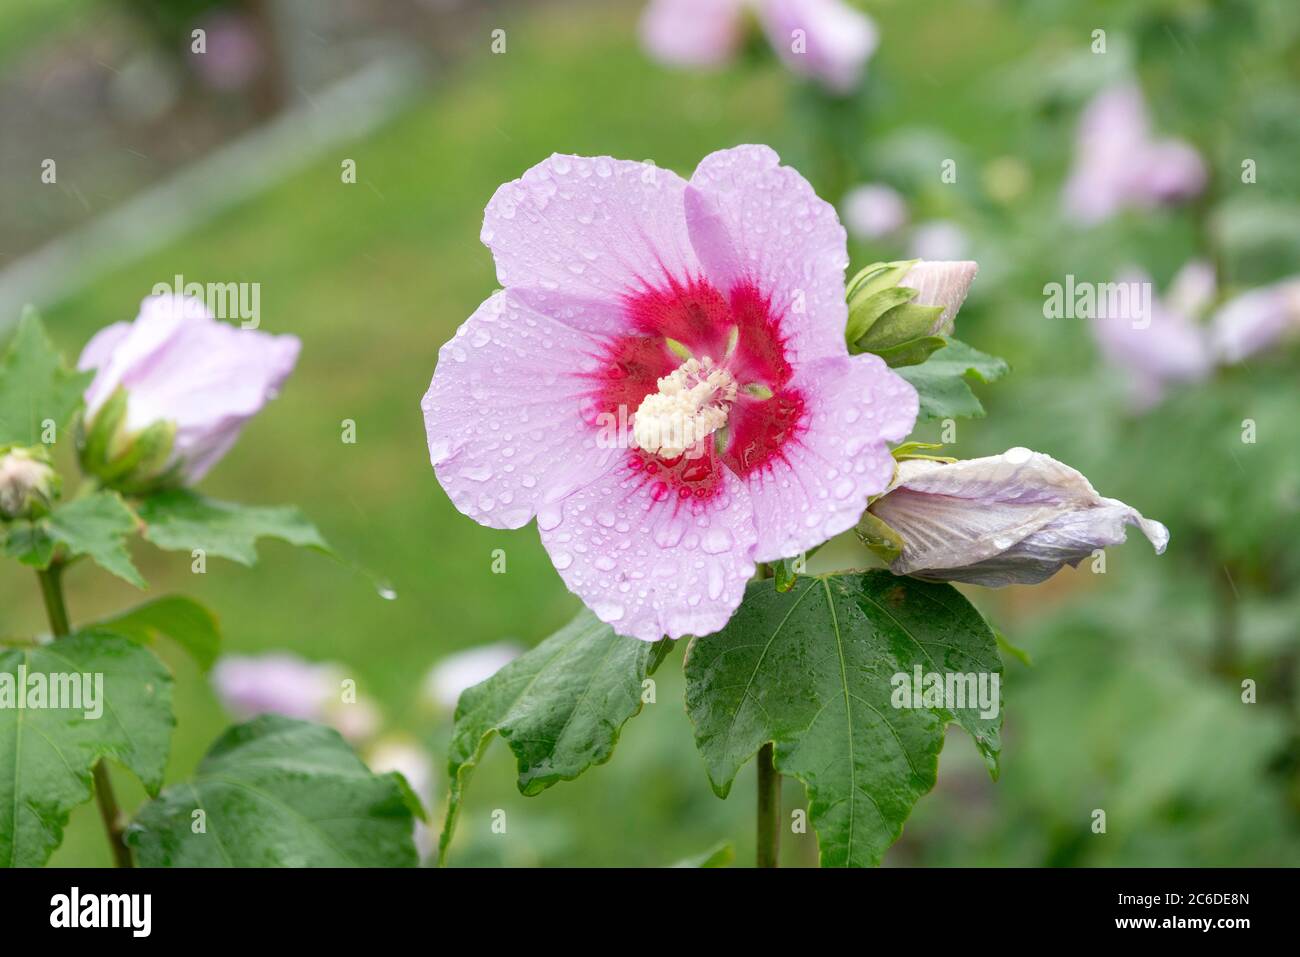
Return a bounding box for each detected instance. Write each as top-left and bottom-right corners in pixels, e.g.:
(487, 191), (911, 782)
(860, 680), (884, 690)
(1134, 139), (1206, 205)
(1210, 279), (1300, 363)
(898, 260), (979, 336)
(746, 353), (916, 562)
(869, 449), (1169, 587)
(1089, 267), (1212, 409)
(537, 457), (758, 641)
(1063, 83), (1150, 225)
(422, 291), (621, 530)
(482, 154), (703, 331)
(79, 294), (299, 483)
(685, 144), (850, 366)
(639, 0), (746, 67)
(757, 0), (878, 94)
(79, 295), (206, 418)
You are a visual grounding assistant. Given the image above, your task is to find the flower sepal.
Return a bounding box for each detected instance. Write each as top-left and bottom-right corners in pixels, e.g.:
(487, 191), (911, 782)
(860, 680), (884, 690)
(78, 386), (180, 495)
(854, 508), (904, 564)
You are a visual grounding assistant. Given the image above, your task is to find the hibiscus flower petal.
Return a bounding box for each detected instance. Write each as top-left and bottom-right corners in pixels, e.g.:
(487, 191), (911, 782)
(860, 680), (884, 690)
(537, 451), (758, 641)
(482, 153), (704, 331)
(422, 291), (620, 530)
(743, 353), (917, 562)
(685, 144), (851, 366)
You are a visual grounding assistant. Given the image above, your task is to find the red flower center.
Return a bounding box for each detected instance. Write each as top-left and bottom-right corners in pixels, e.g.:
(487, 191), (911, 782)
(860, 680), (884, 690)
(585, 276), (806, 502)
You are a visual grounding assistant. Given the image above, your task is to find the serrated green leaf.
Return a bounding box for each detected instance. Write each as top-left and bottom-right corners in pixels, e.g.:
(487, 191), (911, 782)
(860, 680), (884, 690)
(0, 308), (93, 447)
(895, 338), (1009, 420)
(126, 715), (418, 867)
(0, 634), (174, 867)
(89, 596), (221, 671)
(685, 572), (1002, 867)
(136, 489), (328, 565)
(4, 491), (144, 587)
(439, 609), (671, 865)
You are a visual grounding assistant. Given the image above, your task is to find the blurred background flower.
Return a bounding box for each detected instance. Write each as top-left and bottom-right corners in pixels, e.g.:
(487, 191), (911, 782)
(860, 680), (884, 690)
(4, 0), (1299, 867)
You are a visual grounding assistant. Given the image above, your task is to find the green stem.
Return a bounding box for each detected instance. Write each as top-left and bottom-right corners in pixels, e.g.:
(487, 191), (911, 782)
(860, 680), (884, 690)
(35, 565), (134, 868)
(756, 742), (780, 868)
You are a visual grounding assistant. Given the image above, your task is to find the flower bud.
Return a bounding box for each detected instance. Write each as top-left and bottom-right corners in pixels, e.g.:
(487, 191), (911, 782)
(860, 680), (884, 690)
(77, 294), (299, 493)
(0, 446), (60, 521)
(864, 447), (1168, 587)
(845, 259), (978, 362)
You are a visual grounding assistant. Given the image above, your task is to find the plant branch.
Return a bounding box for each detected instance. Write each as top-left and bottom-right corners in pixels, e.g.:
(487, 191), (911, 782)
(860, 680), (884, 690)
(756, 742), (781, 868)
(35, 564), (134, 868)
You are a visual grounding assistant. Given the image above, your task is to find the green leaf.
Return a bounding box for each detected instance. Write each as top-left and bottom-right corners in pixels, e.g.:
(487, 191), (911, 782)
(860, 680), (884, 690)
(439, 609), (672, 865)
(4, 491), (144, 587)
(89, 596), (221, 671)
(136, 489), (328, 566)
(0, 634), (174, 867)
(0, 308), (93, 447)
(670, 841), (735, 868)
(895, 338), (1009, 420)
(126, 715), (419, 867)
(684, 572), (1002, 867)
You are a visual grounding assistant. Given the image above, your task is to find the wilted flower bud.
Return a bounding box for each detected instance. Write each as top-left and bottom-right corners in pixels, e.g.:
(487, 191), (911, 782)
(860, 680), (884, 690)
(864, 447), (1168, 586)
(0, 446), (59, 521)
(77, 294), (299, 493)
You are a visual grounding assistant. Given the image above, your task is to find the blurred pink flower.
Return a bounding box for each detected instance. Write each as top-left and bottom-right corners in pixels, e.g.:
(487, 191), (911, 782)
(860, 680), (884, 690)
(1090, 262), (1215, 410)
(191, 12), (262, 92)
(869, 447), (1169, 587)
(79, 294), (299, 486)
(640, 0), (877, 94)
(907, 220), (969, 261)
(423, 145), (918, 641)
(1210, 278), (1300, 364)
(640, 0), (746, 67)
(842, 183), (908, 240)
(423, 642), (522, 711)
(1063, 83), (1206, 225)
(212, 653), (378, 742)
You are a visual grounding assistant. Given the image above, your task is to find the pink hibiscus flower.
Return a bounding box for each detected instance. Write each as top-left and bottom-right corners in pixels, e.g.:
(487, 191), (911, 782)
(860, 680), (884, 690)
(422, 146), (918, 641)
(639, 0), (878, 94)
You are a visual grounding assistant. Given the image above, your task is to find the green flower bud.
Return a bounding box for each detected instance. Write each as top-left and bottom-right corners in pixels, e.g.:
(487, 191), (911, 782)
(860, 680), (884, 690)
(0, 445), (60, 521)
(844, 259), (978, 366)
(77, 387), (179, 495)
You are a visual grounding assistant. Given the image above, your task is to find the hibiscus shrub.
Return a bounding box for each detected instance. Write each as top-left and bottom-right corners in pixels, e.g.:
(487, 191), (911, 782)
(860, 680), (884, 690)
(0, 304), (422, 867)
(424, 146), (1168, 867)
